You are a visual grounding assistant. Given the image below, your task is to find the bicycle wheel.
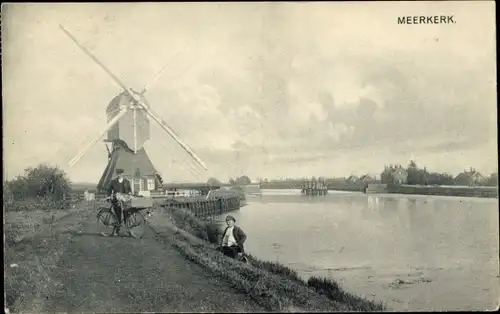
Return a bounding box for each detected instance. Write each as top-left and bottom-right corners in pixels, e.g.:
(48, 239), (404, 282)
(97, 208), (118, 236)
(125, 211), (146, 239)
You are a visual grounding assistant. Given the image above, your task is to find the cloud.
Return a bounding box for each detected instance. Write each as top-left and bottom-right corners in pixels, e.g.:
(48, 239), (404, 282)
(2, 2), (497, 182)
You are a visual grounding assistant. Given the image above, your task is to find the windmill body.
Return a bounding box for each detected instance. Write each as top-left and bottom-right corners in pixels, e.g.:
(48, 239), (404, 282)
(96, 92), (159, 194)
(106, 92), (151, 150)
(61, 24), (208, 195)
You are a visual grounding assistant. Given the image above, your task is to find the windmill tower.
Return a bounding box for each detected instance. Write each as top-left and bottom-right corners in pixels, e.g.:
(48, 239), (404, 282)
(60, 25), (207, 194)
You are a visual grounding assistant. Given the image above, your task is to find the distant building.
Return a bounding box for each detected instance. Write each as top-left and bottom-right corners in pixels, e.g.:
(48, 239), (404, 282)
(359, 175), (375, 183)
(455, 168), (485, 186)
(391, 166), (408, 184)
(346, 175), (359, 183)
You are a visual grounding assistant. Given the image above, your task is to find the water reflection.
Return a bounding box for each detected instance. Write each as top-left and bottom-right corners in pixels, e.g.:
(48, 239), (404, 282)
(218, 190), (499, 311)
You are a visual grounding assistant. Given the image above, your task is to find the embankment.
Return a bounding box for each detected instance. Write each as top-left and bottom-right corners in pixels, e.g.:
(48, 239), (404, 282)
(4, 204), (91, 313)
(5, 200), (385, 312)
(366, 184), (498, 198)
(147, 206), (386, 312)
(4, 202), (266, 313)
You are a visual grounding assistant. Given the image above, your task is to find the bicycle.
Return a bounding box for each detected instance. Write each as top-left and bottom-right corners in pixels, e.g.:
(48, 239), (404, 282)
(96, 193), (151, 239)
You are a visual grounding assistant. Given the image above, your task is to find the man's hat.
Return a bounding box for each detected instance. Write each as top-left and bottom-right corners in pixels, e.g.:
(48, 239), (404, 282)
(116, 168), (125, 174)
(225, 215), (236, 222)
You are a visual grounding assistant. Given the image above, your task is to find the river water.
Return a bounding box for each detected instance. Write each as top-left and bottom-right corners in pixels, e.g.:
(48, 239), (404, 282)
(217, 189), (499, 311)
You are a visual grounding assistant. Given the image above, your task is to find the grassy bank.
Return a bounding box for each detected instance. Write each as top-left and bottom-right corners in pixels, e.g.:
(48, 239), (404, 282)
(387, 184), (498, 198)
(149, 206), (385, 312)
(365, 183), (498, 198)
(4, 202), (89, 313)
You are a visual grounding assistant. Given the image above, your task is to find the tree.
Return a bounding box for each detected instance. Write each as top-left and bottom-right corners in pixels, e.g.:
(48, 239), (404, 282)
(234, 175), (251, 185)
(6, 164), (72, 201)
(427, 172), (455, 186)
(408, 160), (417, 168)
(405, 160), (430, 185)
(207, 177), (222, 186)
(3, 182), (14, 203)
(484, 172), (498, 186)
(454, 170), (472, 186)
(228, 178), (236, 185)
(406, 161), (421, 185)
(380, 166), (394, 184)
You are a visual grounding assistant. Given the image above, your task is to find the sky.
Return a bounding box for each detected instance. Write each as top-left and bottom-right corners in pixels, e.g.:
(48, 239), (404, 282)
(2, 2), (497, 183)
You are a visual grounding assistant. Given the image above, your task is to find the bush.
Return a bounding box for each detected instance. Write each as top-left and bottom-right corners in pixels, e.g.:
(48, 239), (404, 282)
(5, 164), (72, 202)
(4, 183), (15, 202)
(168, 207), (222, 244)
(4, 197), (72, 212)
(204, 221), (222, 244)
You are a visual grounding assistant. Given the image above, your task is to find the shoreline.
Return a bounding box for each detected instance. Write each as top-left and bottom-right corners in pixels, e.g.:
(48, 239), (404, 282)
(259, 185), (498, 199)
(366, 184), (498, 198)
(148, 206), (386, 312)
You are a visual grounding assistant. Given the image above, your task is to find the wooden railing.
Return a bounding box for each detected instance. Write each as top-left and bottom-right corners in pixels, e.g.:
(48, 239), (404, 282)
(160, 195), (241, 219)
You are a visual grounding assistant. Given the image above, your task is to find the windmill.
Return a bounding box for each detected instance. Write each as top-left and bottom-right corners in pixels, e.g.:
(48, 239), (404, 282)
(60, 24), (208, 194)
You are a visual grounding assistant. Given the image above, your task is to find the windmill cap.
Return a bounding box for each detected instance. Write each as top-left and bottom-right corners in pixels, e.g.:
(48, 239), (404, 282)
(116, 168), (125, 174)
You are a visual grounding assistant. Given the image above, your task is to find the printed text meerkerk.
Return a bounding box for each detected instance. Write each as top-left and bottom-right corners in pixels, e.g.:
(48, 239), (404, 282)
(398, 15), (455, 25)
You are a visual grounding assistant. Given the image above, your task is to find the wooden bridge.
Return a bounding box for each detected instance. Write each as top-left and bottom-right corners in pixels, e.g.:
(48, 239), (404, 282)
(301, 180), (328, 196)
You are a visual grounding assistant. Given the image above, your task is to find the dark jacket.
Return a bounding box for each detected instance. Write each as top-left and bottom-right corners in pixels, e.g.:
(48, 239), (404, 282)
(107, 178), (132, 196)
(221, 225), (247, 252)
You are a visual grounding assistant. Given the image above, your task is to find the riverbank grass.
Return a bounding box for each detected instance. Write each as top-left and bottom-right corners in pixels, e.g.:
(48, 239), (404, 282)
(152, 206), (386, 312)
(4, 202), (88, 313)
(307, 276), (384, 311)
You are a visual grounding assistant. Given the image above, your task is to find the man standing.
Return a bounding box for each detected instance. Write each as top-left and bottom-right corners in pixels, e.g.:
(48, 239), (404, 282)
(219, 215), (247, 260)
(107, 168), (132, 236)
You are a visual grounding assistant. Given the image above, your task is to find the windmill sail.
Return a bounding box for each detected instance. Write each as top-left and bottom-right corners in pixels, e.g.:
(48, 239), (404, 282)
(60, 24), (208, 195)
(140, 106), (207, 170)
(59, 25), (131, 93)
(68, 105), (129, 167)
(60, 24), (208, 171)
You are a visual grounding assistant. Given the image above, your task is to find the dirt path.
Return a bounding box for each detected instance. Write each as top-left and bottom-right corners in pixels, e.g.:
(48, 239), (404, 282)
(39, 209), (265, 313)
